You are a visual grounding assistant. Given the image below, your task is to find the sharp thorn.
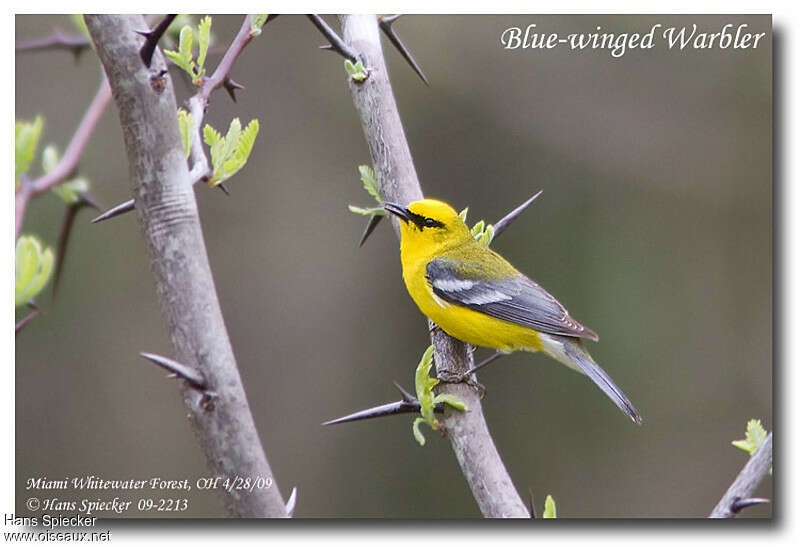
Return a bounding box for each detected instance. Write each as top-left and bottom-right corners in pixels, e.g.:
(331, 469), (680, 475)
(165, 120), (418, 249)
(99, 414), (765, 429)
(380, 14), (403, 25)
(307, 15), (358, 62)
(358, 215), (383, 247)
(379, 17), (429, 86)
(322, 399), (421, 426)
(529, 489), (537, 518)
(285, 487), (298, 517)
(53, 203), (81, 297)
(223, 77), (245, 102)
(392, 381), (417, 403)
(139, 352), (207, 390)
(91, 198), (135, 223)
(217, 183), (230, 196)
(15, 309), (40, 334)
(731, 497), (770, 514)
(138, 14), (177, 68)
(492, 189), (543, 240)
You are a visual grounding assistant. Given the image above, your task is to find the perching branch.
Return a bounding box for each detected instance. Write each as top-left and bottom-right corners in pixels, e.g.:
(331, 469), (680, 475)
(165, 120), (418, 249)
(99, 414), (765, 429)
(709, 432), (773, 518)
(16, 31), (90, 56)
(337, 14), (528, 518)
(84, 14), (287, 517)
(14, 77), (111, 239)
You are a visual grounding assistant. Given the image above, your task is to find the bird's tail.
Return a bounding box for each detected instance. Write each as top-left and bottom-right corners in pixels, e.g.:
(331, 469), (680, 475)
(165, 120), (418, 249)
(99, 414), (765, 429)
(539, 334), (642, 425)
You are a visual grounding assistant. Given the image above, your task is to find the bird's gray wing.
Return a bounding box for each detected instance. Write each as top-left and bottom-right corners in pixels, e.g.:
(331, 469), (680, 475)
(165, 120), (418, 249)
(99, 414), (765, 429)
(426, 258), (598, 341)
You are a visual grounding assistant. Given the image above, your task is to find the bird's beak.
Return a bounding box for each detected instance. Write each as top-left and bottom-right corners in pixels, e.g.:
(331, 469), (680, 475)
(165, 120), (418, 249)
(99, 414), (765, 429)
(383, 202), (410, 222)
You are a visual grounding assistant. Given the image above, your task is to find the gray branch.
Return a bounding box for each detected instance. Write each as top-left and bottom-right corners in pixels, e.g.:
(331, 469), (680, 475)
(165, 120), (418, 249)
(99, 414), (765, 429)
(710, 432), (773, 518)
(338, 14), (528, 518)
(84, 14), (286, 517)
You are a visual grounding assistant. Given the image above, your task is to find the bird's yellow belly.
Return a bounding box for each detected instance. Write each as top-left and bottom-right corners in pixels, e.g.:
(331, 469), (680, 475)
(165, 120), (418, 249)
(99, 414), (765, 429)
(404, 270), (543, 353)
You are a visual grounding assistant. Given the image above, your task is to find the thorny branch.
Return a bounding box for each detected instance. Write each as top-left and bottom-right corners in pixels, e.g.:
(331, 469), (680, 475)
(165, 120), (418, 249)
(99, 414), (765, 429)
(710, 432), (773, 518)
(84, 14), (287, 517)
(337, 14), (529, 518)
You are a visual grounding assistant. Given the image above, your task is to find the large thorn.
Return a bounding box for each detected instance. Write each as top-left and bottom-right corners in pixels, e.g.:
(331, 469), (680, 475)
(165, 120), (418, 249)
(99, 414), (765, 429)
(731, 497), (770, 514)
(378, 15), (429, 86)
(492, 189), (543, 240)
(91, 198), (135, 223)
(307, 15), (358, 62)
(137, 14), (177, 68)
(285, 487), (298, 517)
(140, 352), (207, 390)
(53, 196), (101, 297)
(358, 215), (383, 247)
(323, 384), (444, 426)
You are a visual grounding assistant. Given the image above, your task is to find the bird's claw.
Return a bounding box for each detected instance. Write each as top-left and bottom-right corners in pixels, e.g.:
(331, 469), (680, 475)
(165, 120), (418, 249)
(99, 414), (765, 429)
(438, 370), (486, 398)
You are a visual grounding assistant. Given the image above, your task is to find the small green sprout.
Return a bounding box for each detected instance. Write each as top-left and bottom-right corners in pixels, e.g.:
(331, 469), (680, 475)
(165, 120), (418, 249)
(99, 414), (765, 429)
(344, 59), (368, 82)
(42, 145), (91, 203)
(542, 494), (557, 518)
(348, 165), (386, 217)
(732, 419), (768, 456)
(412, 345), (467, 446)
(15, 235), (54, 307)
(15, 116), (44, 185)
(203, 117), (260, 187)
(164, 16), (212, 85)
(460, 207), (495, 246)
(250, 14), (269, 36)
(177, 109), (194, 158)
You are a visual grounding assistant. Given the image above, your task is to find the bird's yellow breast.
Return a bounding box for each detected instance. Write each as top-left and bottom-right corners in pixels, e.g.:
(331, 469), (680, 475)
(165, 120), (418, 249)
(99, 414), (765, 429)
(401, 258), (543, 353)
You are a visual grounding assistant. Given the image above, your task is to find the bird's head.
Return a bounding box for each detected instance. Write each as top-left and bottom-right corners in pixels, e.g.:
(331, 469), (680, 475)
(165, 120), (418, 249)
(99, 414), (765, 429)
(384, 199), (471, 251)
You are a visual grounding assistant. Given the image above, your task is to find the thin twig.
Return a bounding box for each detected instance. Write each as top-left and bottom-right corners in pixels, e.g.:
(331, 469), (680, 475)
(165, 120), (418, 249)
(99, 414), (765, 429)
(16, 31), (90, 55)
(338, 14), (528, 518)
(15, 77), (112, 239)
(709, 432), (772, 517)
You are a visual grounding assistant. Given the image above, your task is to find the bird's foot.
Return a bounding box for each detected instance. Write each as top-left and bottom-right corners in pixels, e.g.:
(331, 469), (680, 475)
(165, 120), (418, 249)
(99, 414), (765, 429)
(438, 370), (486, 398)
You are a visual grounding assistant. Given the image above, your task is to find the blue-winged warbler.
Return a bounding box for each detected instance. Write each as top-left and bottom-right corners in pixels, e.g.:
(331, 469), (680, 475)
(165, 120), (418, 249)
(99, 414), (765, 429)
(384, 198), (641, 424)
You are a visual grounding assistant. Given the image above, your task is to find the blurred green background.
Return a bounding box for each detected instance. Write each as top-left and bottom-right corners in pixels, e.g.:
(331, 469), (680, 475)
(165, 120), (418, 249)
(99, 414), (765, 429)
(15, 14), (771, 518)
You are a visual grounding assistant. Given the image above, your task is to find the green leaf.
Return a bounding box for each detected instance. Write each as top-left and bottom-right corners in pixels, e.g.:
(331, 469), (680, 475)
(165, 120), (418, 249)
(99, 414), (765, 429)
(165, 25), (196, 76)
(471, 220), (485, 237)
(15, 235), (54, 307)
(477, 224), (495, 246)
(348, 205), (386, 216)
(358, 165), (381, 202)
(732, 419), (768, 456)
(177, 109), (193, 158)
(344, 59), (368, 82)
(52, 177), (89, 204)
(204, 118), (260, 186)
(41, 144), (59, 174)
(250, 14), (269, 36)
(433, 393), (467, 411)
(412, 417), (427, 446)
(196, 16), (211, 75)
(414, 345), (438, 427)
(543, 495), (557, 518)
(15, 116), (44, 183)
(69, 14), (89, 37)
(458, 207), (469, 222)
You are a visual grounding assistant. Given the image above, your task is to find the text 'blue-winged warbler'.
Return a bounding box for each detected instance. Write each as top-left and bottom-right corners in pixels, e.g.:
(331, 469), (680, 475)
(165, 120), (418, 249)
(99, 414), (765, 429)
(384, 198), (642, 424)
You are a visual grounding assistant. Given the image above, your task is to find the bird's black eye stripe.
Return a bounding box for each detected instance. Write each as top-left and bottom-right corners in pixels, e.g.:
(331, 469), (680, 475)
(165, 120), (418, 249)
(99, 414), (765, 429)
(407, 210), (444, 230)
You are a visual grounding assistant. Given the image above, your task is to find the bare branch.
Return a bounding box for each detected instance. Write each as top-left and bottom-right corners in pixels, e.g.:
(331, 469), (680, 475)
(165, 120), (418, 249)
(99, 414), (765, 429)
(15, 77), (112, 239)
(710, 432), (772, 518)
(338, 14), (528, 518)
(85, 14), (287, 517)
(492, 189), (543, 239)
(136, 14), (177, 67)
(16, 31), (90, 55)
(378, 15), (429, 86)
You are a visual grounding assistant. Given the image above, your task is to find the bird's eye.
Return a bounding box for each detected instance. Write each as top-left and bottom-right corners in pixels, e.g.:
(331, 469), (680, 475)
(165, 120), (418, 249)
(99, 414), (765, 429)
(424, 218), (438, 228)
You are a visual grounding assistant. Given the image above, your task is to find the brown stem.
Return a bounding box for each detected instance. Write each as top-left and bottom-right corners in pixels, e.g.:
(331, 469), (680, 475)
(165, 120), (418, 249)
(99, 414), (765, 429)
(710, 432), (773, 518)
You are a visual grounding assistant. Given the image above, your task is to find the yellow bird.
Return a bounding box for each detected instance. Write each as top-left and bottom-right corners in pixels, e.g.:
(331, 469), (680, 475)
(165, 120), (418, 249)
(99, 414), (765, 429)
(384, 198), (641, 424)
